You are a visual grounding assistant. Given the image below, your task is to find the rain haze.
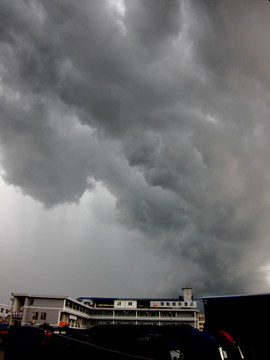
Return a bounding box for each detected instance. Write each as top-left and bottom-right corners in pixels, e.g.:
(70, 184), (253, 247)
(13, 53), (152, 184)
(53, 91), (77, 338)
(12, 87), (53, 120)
(1, 0), (270, 305)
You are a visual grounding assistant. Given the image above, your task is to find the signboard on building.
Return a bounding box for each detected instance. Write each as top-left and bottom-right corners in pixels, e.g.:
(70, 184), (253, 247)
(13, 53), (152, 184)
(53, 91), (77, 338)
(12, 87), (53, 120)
(12, 311), (22, 319)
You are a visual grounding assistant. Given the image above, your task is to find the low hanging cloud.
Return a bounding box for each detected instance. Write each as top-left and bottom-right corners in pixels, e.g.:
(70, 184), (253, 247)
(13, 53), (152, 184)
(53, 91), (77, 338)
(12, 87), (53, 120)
(1, 0), (270, 296)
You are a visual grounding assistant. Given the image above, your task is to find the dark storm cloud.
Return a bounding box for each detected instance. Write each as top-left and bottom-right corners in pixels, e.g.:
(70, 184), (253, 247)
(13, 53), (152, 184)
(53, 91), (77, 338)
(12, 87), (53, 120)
(1, 0), (270, 296)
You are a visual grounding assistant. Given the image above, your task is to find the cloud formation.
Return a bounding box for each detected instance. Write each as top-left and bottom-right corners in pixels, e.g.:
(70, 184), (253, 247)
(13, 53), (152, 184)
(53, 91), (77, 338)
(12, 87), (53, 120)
(1, 0), (270, 298)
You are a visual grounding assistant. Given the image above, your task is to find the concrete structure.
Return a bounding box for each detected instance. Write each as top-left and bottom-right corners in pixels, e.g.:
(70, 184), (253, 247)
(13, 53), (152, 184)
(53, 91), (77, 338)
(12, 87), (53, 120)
(78, 288), (199, 328)
(0, 304), (10, 320)
(10, 293), (91, 328)
(11, 288), (199, 329)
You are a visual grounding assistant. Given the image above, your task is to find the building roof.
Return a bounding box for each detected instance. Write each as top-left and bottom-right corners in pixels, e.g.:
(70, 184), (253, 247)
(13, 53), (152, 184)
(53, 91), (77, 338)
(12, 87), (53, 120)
(0, 304), (10, 309)
(11, 293), (88, 306)
(11, 293), (69, 299)
(198, 292), (270, 300)
(77, 297), (185, 302)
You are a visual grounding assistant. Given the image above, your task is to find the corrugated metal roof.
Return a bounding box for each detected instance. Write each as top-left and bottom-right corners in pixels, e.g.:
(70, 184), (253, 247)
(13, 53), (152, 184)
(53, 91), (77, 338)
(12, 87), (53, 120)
(198, 292), (270, 300)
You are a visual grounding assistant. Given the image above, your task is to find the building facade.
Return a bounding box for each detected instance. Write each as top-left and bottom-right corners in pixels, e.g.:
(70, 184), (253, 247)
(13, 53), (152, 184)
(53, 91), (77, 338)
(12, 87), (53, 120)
(0, 304), (10, 320)
(11, 288), (199, 329)
(198, 314), (205, 332)
(10, 293), (91, 328)
(78, 288), (199, 328)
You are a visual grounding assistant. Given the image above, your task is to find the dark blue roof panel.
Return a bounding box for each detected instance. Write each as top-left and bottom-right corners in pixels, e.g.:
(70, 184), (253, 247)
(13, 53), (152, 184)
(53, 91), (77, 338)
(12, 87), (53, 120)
(198, 292), (270, 300)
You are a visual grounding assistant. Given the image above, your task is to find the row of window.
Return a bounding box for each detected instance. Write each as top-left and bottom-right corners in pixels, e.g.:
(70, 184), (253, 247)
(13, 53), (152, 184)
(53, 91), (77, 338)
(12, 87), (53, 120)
(90, 310), (194, 318)
(32, 312), (47, 321)
(81, 300), (195, 309)
(114, 301), (195, 308)
(32, 309), (194, 321)
(90, 321), (193, 326)
(65, 301), (91, 314)
(116, 301), (134, 306)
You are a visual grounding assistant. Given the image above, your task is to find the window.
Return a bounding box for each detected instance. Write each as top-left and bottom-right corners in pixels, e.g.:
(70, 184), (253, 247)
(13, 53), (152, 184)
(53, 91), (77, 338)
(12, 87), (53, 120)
(32, 312), (38, 320)
(102, 310), (113, 316)
(128, 302), (133, 306)
(40, 313), (47, 321)
(138, 311), (149, 317)
(117, 301), (121, 306)
(115, 310), (125, 316)
(161, 302), (164, 306)
(160, 311), (170, 317)
(29, 298), (34, 305)
(126, 311), (136, 316)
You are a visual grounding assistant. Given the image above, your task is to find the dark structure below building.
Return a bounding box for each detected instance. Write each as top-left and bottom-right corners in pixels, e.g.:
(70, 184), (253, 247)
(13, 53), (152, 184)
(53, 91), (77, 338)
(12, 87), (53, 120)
(2, 324), (244, 360)
(200, 293), (270, 360)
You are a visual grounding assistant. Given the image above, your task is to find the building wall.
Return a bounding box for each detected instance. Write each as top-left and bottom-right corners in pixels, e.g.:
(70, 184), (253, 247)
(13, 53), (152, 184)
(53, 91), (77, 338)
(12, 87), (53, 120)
(114, 300), (137, 309)
(0, 303), (10, 323)
(11, 289), (200, 329)
(30, 298), (65, 308)
(81, 290), (199, 328)
(88, 309), (197, 324)
(0, 304), (9, 317)
(150, 300), (196, 308)
(23, 305), (63, 327)
(198, 314), (205, 332)
(19, 297), (65, 326)
(11, 294), (91, 328)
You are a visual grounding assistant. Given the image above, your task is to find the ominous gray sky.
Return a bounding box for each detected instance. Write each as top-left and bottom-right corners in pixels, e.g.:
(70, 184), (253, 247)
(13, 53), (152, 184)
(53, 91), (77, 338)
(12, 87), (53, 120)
(1, 0), (270, 305)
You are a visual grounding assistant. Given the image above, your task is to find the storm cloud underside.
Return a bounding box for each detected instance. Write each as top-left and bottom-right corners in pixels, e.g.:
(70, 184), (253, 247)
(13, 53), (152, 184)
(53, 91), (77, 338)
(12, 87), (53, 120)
(1, 0), (270, 298)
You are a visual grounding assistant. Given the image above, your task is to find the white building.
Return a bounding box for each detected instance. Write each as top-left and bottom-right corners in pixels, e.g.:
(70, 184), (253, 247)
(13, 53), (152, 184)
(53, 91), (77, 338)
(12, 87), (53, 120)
(10, 293), (91, 328)
(78, 288), (199, 328)
(0, 303), (10, 320)
(10, 288), (199, 329)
